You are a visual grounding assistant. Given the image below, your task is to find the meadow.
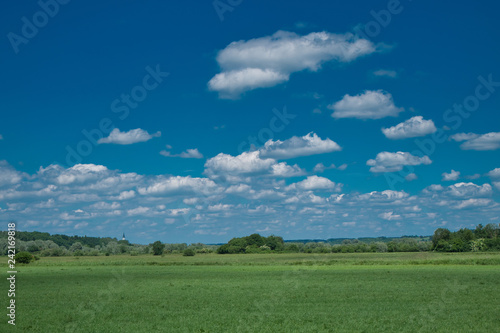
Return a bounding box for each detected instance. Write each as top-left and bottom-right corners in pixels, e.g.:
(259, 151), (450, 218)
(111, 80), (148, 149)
(2, 252), (500, 332)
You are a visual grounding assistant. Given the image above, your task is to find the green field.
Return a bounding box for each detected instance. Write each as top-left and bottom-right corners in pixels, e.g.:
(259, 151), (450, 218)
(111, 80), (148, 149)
(3, 252), (500, 332)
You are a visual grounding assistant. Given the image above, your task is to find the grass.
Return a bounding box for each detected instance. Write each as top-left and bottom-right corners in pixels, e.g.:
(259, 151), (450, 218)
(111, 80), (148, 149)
(2, 252), (500, 332)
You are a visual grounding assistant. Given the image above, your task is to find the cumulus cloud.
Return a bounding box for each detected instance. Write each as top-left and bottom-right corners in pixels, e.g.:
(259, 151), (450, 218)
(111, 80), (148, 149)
(446, 182), (492, 198)
(357, 190), (409, 202)
(208, 31), (377, 98)
(116, 190), (135, 200)
(487, 168), (500, 179)
(450, 132), (500, 151)
(379, 211), (401, 221)
(208, 68), (288, 99)
(204, 151), (275, 178)
(1, 154), (498, 242)
(204, 151), (303, 180)
(160, 148), (203, 159)
(366, 151), (432, 173)
(405, 173), (418, 181)
(98, 128), (161, 145)
(259, 132), (341, 159)
(442, 170), (460, 181)
(382, 116), (437, 139)
(138, 176), (219, 195)
(0, 161), (24, 187)
(271, 163), (305, 177)
(372, 69), (398, 78)
(52, 164), (108, 185)
(493, 182), (500, 191)
(455, 198), (493, 209)
(313, 163), (337, 173)
(287, 176), (342, 192)
(329, 90), (403, 119)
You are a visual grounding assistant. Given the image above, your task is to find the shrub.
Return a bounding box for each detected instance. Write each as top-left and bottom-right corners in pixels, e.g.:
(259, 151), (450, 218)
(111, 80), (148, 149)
(15, 251), (34, 264)
(183, 249), (195, 256)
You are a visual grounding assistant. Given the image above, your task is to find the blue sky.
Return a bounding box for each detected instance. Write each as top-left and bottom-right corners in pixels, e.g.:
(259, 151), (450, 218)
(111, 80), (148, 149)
(1, 0), (499, 244)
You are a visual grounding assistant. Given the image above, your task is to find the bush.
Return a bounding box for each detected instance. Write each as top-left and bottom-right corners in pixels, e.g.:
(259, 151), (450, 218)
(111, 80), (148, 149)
(15, 251), (34, 264)
(152, 241), (165, 256)
(183, 249), (195, 256)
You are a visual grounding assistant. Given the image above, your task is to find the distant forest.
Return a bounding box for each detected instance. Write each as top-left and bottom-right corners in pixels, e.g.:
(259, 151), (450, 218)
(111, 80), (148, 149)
(1, 223), (499, 256)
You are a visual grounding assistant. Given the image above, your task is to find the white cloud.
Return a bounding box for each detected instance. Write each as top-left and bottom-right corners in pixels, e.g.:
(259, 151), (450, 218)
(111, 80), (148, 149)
(116, 190), (135, 200)
(59, 193), (100, 203)
(208, 30), (377, 98)
(55, 164), (108, 185)
(204, 151), (302, 179)
(271, 163), (305, 177)
(379, 211), (401, 221)
(313, 163), (336, 173)
(259, 132), (341, 159)
(487, 168), (500, 179)
(446, 182), (492, 198)
(98, 128), (161, 145)
(367, 151), (432, 173)
(0, 161), (24, 187)
(455, 198), (492, 209)
(204, 151), (275, 178)
(74, 222), (88, 229)
(208, 68), (288, 99)
(423, 184), (444, 193)
(89, 201), (121, 210)
(493, 182), (500, 191)
(450, 132), (500, 151)
(372, 69), (398, 78)
(208, 204), (233, 211)
(405, 173), (418, 181)
(449, 132), (478, 142)
(342, 221), (356, 226)
(127, 206), (151, 216)
(357, 190), (409, 202)
(225, 184), (252, 194)
(160, 148), (203, 159)
(337, 164), (348, 171)
(442, 170), (460, 181)
(382, 116), (437, 139)
(287, 175), (342, 192)
(329, 90), (403, 119)
(138, 176), (219, 196)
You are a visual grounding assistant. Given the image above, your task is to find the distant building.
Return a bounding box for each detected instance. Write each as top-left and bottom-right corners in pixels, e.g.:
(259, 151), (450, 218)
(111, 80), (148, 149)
(122, 233), (126, 241)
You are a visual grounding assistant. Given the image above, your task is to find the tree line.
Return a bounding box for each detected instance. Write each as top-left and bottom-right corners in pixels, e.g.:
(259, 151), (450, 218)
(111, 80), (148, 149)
(2, 223), (499, 257)
(431, 223), (500, 252)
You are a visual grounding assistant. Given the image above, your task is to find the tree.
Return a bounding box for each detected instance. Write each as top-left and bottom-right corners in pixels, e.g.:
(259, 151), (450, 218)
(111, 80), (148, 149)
(265, 235), (284, 251)
(432, 228), (451, 249)
(245, 234), (265, 247)
(152, 241), (165, 255)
